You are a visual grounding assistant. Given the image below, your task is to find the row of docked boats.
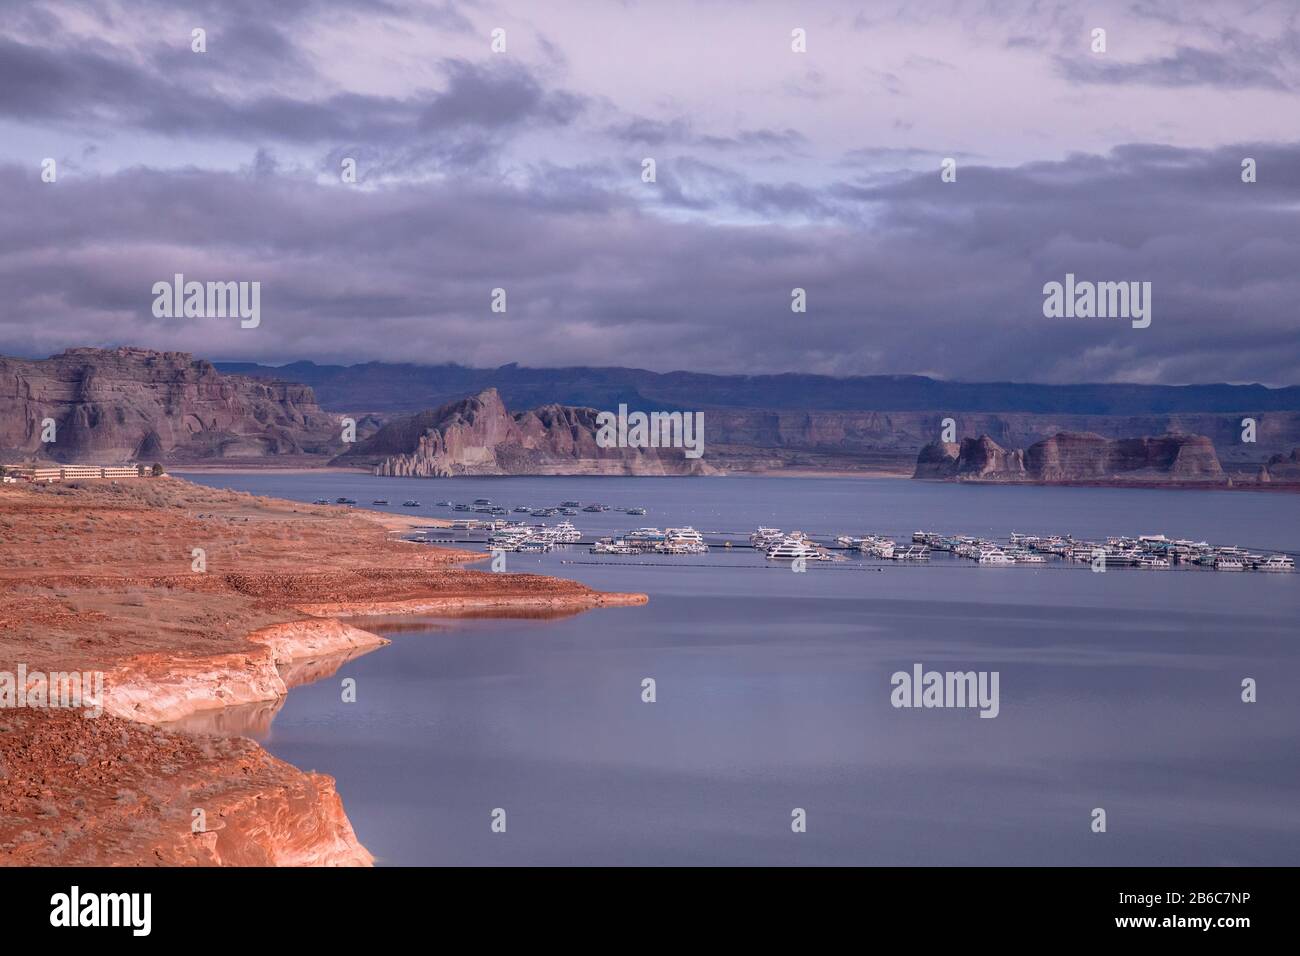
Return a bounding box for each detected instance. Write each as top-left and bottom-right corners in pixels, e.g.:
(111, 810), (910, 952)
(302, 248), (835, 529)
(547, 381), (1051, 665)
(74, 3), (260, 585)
(431, 498), (648, 518)
(833, 533), (906, 559)
(832, 533), (938, 561)
(1054, 533), (1291, 571)
(486, 521), (583, 553)
(908, 530), (1295, 571)
(591, 527), (709, 555)
(909, 531), (1050, 565)
(749, 528), (843, 562)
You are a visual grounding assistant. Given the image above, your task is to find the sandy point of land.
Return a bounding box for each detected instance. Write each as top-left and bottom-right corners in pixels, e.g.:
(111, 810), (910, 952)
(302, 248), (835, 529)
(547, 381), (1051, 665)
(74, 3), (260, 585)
(360, 509), (453, 531)
(0, 476), (645, 867)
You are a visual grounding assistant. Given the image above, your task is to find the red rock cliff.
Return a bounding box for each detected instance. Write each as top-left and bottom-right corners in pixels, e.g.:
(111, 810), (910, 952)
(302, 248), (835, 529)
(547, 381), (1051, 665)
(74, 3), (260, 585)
(0, 347), (341, 463)
(340, 388), (716, 476)
(915, 431), (1223, 482)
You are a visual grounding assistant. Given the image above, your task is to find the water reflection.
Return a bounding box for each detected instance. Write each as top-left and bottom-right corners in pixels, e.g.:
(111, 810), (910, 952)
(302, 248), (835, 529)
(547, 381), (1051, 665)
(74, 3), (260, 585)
(166, 645), (379, 738)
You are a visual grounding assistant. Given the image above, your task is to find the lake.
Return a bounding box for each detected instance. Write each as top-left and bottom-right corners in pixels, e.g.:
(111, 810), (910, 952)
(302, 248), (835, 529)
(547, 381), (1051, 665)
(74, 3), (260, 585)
(178, 472), (1300, 865)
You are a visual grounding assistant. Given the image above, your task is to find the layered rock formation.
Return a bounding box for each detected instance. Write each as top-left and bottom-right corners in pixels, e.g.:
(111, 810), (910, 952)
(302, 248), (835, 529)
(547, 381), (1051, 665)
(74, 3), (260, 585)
(223, 359), (1300, 470)
(1257, 448), (1300, 483)
(0, 347), (341, 463)
(14, 348), (1297, 474)
(913, 431), (1224, 482)
(103, 619), (389, 725)
(338, 389), (717, 476)
(0, 709), (374, 867)
(913, 435), (1025, 479)
(700, 409), (1300, 473)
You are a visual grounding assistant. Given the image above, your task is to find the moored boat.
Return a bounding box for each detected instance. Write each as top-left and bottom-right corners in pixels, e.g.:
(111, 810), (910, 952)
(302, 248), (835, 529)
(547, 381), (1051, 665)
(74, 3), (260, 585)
(893, 545), (930, 561)
(551, 521), (582, 543)
(765, 537), (820, 561)
(664, 526), (704, 545)
(977, 548), (1014, 565)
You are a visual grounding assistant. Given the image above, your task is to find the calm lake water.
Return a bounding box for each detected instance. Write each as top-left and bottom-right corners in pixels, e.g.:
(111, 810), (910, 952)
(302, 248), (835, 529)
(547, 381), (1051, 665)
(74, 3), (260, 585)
(180, 472), (1300, 866)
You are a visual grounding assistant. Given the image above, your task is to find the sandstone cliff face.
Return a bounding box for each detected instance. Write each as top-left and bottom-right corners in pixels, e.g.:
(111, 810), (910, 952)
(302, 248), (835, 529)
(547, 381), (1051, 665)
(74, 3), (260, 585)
(104, 618), (389, 725)
(0, 347), (340, 463)
(911, 440), (961, 478)
(1026, 432), (1222, 481)
(1258, 447), (1300, 482)
(911, 436), (1024, 479)
(914, 431), (1223, 482)
(340, 389), (717, 476)
(0, 709), (372, 867)
(700, 408), (1300, 472)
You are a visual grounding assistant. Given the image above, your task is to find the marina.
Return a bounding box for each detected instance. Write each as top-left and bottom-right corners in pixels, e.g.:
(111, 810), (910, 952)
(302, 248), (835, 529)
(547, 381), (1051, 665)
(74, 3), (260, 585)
(406, 510), (1295, 573)
(297, 475), (1296, 580)
(177, 472), (1300, 867)
(379, 486), (1292, 575)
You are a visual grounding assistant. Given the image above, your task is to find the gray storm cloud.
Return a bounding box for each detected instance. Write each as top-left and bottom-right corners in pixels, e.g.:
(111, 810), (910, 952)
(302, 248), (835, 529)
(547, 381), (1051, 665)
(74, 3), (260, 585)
(0, 0), (1297, 385)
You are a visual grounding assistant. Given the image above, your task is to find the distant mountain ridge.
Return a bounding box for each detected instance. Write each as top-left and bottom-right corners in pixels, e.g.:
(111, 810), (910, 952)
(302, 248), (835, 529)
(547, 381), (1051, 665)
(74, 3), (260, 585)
(6, 347), (1298, 476)
(219, 358), (1300, 472)
(215, 360), (1300, 416)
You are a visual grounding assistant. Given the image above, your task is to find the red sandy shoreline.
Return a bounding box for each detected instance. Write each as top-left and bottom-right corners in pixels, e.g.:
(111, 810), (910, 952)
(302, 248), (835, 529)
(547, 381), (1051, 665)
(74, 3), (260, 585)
(0, 478), (645, 867)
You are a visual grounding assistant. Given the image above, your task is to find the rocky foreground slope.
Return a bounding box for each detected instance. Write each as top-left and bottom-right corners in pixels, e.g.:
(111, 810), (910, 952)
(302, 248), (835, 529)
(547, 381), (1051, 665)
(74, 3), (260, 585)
(913, 431), (1224, 482)
(0, 478), (645, 866)
(336, 388), (716, 476)
(0, 347), (340, 463)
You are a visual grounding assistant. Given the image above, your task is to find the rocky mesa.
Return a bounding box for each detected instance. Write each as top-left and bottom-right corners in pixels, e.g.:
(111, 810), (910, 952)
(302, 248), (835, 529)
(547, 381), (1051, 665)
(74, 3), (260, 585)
(1257, 447), (1300, 483)
(336, 388), (717, 476)
(913, 431), (1224, 483)
(0, 347), (341, 463)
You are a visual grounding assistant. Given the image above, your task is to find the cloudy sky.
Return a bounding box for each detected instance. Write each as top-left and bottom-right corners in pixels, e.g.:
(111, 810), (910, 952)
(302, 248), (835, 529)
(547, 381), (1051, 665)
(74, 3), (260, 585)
(1, 0), (1298, 384)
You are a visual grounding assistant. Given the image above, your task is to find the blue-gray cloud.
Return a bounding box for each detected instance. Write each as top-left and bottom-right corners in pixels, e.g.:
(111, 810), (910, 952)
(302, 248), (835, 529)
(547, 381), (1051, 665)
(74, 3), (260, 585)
(2, 140), (1298, 386)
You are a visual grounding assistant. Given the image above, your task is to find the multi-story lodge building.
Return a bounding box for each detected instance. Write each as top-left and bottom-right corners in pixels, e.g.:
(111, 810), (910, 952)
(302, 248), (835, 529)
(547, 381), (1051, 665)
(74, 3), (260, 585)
(5, 464), (158, 482)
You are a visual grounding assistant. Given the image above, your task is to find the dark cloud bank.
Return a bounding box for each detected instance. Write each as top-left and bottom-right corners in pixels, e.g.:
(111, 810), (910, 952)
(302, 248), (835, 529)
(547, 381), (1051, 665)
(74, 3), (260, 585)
(3, 139), (1297, 386)
(1, 0), (1297, 386)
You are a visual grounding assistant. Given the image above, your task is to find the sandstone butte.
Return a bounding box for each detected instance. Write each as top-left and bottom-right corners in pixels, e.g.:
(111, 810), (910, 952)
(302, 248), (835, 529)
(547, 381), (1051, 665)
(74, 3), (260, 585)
(0, 477), (646, 866)
(912, 431), (1228, 483)
(335, 387), (720, 477)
